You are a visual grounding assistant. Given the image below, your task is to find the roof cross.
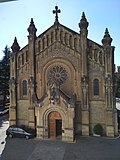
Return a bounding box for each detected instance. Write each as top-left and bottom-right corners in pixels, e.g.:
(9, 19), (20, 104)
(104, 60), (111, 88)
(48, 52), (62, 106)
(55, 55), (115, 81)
(53, 6), (61, 23)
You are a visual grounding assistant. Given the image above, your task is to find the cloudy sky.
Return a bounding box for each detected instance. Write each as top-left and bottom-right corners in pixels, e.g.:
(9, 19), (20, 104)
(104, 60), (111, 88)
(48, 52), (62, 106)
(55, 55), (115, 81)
(0, 0), (120, 67)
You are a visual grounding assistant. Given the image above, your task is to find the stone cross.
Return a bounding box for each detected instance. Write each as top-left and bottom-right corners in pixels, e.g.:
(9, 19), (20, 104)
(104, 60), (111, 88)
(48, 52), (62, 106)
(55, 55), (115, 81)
(53, 6), (61, 23)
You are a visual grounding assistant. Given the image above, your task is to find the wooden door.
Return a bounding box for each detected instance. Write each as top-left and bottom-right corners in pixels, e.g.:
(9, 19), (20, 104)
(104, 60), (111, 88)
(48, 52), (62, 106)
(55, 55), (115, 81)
(48, 111), (62, 138)
(56, 119), (62, 137)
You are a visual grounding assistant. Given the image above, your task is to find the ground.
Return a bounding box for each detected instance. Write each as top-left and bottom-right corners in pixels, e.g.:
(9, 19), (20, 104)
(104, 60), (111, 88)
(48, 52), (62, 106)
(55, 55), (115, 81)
(0, 114), (9, 157)
(1, 136), (120, 160)
(0, 114), (120, 160)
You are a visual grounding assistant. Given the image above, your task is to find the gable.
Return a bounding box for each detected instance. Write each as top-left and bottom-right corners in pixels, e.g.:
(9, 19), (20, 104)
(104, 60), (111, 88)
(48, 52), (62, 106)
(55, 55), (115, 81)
(36, 23), (81, 56)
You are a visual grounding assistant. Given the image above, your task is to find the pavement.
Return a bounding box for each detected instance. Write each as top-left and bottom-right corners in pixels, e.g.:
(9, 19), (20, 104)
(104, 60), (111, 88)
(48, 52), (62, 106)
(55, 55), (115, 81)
(0, 115), (9, 157)
(1, 132), (120, 160)
(27, 140), (66, 160)
(27, 136), (120, 160)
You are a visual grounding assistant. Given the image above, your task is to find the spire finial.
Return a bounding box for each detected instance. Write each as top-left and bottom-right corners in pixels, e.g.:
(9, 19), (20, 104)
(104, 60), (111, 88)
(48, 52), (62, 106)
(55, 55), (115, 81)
(27, 18), (37, 35)
(79, 12), (89, 30)
(11, 37), (20, 53)
(53, 6), (61, 23)
(102, 28), (112, 45)
(82, 12), (85, 19)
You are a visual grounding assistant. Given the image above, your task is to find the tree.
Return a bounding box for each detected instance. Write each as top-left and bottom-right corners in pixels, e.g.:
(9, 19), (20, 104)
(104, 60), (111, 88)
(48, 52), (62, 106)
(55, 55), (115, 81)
(0, 46), (10, 109)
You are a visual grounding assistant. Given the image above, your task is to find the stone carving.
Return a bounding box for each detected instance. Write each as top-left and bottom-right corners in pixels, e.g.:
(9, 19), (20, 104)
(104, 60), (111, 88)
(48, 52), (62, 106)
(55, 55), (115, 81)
(39, 43), (78, 69)
(105, 74), (113, 93)
(47, 82), (60, 105)
(105, 74), (113, 108)
(47, 65), (68, 87)
(28, 76), (34, 89)
(81, 75), (88, 109)
(29, 76), (34, 84)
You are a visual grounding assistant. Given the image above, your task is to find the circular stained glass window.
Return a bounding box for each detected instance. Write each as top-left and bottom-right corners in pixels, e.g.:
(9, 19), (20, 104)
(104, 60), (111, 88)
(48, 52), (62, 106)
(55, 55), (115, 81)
(48, 66), (68, 86)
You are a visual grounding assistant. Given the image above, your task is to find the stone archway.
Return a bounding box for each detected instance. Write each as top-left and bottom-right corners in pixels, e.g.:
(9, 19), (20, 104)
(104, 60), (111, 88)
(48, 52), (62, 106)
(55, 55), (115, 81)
(48, 111), (62, 138)
(36, 105), (74, 141)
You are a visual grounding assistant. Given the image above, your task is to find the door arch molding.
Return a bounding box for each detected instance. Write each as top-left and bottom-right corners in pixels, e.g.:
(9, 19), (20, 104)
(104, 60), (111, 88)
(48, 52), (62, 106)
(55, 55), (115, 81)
(42, 107), (67, 138)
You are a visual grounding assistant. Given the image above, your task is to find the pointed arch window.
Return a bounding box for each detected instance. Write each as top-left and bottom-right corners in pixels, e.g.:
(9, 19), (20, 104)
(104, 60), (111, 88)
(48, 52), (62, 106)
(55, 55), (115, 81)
(26, 50), (29, 62)
(93, 79), (99, 96)
(22, 53), (24, 65)
(18, 56), (21, 68)
(22, 80), (27, 96)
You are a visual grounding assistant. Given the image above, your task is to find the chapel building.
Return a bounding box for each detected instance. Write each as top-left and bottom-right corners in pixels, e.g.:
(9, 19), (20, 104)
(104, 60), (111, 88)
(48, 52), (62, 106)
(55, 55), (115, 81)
(9, 6), (117, 141)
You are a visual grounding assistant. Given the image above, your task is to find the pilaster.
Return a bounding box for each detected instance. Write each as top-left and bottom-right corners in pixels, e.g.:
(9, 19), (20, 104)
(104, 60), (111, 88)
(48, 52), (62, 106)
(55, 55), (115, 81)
(102, 28), (116, 136)
(79, 12), (89, 136)
(10, 37), (20, 125)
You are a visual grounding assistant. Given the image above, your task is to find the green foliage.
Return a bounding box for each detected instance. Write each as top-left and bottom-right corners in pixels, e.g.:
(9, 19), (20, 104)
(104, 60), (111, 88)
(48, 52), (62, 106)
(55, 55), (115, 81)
(93, 123), (103, 135)
(0, 46), (10, 109)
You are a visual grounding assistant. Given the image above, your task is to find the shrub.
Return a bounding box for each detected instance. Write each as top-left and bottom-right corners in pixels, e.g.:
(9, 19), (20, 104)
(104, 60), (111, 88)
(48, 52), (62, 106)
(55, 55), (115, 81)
(93, 123), (103, 135)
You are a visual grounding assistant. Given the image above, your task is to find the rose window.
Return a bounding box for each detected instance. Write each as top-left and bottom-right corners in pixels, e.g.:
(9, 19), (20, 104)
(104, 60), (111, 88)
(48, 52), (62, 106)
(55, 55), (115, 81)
(48, 66), (68, 86)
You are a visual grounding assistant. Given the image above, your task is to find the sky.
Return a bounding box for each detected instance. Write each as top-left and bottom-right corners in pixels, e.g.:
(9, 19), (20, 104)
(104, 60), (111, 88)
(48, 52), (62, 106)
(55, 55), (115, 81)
(0, 0), (120, 68)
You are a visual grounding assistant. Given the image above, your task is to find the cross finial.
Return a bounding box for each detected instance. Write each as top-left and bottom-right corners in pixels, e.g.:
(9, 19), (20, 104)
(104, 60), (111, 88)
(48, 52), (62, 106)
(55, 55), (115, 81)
(53, 6), (61, 23)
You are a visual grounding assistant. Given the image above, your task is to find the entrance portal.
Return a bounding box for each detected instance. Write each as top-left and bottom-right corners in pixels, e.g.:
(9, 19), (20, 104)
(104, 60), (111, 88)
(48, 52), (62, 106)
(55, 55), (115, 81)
(48, 111), (62, 138)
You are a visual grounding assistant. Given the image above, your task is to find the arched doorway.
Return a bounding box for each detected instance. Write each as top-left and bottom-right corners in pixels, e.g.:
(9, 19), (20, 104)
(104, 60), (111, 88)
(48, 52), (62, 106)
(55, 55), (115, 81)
(48, 111), (62, 138)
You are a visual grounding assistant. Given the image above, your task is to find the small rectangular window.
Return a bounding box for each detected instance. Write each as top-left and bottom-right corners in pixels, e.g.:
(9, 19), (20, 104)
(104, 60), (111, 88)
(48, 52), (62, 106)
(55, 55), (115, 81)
(94, 79), (99, 96)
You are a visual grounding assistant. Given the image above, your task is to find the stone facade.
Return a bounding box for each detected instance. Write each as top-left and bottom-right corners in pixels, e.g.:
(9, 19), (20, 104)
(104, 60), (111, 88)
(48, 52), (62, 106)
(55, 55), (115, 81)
(9, 7), (117, 142)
